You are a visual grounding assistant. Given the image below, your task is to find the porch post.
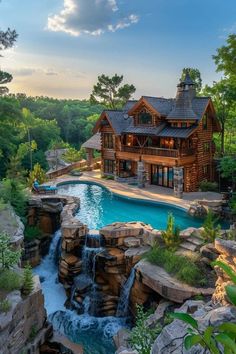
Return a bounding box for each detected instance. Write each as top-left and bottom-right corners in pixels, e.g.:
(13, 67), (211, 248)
(86, 148), (93, 170)
(173, 166), (184, 198)
(137, 160), (145, 188)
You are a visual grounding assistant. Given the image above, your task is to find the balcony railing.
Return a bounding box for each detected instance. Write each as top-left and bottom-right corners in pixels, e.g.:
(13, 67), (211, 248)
(121, 145), (195, 158)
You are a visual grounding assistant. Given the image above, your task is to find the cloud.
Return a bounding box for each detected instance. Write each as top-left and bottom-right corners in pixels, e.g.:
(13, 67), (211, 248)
(45, 70), (58, 76)
(6, 67), (37, 76)
(47, 0), (139, 36)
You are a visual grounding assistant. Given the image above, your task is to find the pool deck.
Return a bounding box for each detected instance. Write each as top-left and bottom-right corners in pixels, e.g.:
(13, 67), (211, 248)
(52, 170), (222, 211)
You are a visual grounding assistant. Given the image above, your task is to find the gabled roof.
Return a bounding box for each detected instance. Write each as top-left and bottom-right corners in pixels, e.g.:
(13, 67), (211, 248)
(192, 97), (210, 118)
(158, 125), (198, 138)
(93, 110), (132, 135)
(142, 96), (174, 116)
(123, 100), (138, 111)
(82, 133), (101, 150)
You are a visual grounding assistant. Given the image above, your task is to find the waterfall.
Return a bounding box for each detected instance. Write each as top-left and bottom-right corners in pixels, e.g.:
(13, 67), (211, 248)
(116, 268), (136, 317)
(34, 230), (66, 315)
(70, 232), (104, 316)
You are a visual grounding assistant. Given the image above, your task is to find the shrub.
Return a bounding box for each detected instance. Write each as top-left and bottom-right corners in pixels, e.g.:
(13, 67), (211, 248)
(143, 245), (205, 286)
(62, 147), (85, 163)
(0, 233), (21, 269)
(0, 269), (22, 291)
(199, 181), (218, 192)
(0, 179), (28, 219)
(0, 299), (11, 313)
(161, 213), (181, 250)
(24, 225), (42, 242)
(130, 305), (161, 354)
(27, 163), (47, 188)
(201, 210), (221, 243)
(22, 264), (34, 295)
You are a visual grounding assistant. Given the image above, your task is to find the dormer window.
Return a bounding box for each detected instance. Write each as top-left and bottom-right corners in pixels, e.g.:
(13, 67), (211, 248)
(138, 109), (152, 125)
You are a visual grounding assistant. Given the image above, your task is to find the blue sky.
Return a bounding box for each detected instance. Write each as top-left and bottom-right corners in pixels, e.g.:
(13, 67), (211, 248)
(0, 0), (235, 99)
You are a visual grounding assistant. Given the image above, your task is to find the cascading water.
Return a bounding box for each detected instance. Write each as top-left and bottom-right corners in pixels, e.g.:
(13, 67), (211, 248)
(35, 230), (127, 354)
(34, 230), (66, 314)
(116, 268), (136, 317)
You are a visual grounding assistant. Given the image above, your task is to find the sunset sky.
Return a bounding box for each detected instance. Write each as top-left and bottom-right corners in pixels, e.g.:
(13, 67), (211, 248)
(1, 0), (236, 99)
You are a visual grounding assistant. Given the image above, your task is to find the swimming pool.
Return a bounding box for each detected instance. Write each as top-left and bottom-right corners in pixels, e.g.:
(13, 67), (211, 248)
(57, 181), (203, 230)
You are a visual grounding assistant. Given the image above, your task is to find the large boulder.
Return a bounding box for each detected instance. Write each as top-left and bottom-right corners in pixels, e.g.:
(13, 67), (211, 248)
(135, 260), (214, 303)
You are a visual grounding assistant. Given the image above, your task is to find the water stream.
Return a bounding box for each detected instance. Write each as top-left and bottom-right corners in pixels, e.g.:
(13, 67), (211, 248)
(34, 231), (129, 354)
(116, 268), (136, 317)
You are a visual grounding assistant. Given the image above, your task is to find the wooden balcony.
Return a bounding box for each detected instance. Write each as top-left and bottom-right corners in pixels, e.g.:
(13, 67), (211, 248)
(121, 145), (194, 158)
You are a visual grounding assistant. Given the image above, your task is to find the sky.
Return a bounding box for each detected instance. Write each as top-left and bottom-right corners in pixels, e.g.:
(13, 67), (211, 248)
(0, 0), (236, 99)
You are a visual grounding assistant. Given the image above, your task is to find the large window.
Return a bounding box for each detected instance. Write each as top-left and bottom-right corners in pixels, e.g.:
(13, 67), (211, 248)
(104, 159), (115, 174)
(103, 133), (114, 148)
(138, 109), (152, 125)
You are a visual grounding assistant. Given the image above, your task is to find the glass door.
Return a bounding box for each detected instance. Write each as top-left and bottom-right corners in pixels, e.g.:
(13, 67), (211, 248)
(151, 165), (174, 188)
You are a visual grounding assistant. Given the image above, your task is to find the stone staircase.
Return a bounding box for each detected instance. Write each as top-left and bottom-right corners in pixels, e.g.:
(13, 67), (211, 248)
(177, 228), (204, 256)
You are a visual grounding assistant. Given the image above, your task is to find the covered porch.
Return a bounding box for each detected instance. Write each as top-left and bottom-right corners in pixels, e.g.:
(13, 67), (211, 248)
(81, 133), (101, 170)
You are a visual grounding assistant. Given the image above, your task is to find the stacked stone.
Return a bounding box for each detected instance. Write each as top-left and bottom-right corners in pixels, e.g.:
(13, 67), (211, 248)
(59, 220), (88, 285)
(213, 238), (236, 305)
(59, 254), (82, 284)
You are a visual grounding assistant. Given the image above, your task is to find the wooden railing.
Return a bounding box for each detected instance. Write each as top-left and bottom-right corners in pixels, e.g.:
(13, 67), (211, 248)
(121, 145), (178, 158)
(46, 157), (101, 179)
(121, 146), (195, 158)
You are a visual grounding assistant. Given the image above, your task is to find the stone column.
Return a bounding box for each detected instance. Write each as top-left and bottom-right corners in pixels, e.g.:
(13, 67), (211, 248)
(137, 160), (145, 188)
(173, 166), (184, 198)
(86, 148), (93, 170)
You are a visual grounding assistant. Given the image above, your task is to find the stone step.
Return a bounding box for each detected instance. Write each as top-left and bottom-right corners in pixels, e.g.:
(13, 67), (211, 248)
(187, 236), (203, 246)
(179, 241), (198, 252)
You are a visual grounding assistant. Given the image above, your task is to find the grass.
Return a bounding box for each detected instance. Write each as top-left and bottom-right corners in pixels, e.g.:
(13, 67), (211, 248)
(0, 299), (11, 313)
(0, 269), (22, 292)
(24, 225), (42, 241)
(143, 245), (206, 287)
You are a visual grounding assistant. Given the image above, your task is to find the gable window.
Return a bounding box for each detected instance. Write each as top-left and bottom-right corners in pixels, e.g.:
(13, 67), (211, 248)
(103, 133), (114, 149)
(138, 109), (152, 125)
(203, 114), (208, 130)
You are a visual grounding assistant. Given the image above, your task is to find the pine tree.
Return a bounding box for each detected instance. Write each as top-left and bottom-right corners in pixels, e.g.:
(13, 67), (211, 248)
(22, 264), (34, 295)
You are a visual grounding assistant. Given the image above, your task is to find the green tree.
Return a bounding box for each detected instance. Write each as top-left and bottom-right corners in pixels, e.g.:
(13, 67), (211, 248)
(90, 74), (136, 109)
(213, 34), (236, 78)
(0, 71), (13, 96)
(203, 79), (236, 154)
(0, 178), (28, 219)
(201, 210), (221, 243)
(28, 163), (47, 187)
(22, 264), (34, 295)
(181, 68), (202, 93)
(220, 156), (236, 190)
(0, 27), (18, 51)
(161, 213), (181, 250)
(0, 233), (21, 269)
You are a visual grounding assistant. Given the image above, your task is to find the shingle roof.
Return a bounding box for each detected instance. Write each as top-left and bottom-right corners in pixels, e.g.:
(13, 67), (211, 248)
(158, 125), (198, 138)
(123, 122), (166, 136)
(82, 133), (101, 150)
(143, 96), (175, 115)
(167, 88), (197, 120)
(123, 100), (138, 111)
(192, 97), (210, 118)
(105, 110), (132, 135)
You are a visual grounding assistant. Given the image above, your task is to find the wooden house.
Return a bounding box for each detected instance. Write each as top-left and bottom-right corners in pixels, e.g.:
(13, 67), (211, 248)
(89, 73), (221, 194)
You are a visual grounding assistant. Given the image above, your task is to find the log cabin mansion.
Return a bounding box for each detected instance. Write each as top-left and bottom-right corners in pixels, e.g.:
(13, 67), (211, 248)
(82, 73), (221, 197)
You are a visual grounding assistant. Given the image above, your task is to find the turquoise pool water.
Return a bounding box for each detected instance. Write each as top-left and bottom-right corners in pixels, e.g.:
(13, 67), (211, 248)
(57, 181), (203, 230)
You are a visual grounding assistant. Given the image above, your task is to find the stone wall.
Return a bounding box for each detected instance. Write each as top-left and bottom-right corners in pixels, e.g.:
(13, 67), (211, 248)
(23, 195), (79, 267)
(212, 238), (236, 305)
(0, 276), (50, 354)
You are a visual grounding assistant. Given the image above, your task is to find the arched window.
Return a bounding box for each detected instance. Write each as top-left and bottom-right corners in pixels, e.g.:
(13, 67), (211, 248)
(138, 109), (152, 125)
